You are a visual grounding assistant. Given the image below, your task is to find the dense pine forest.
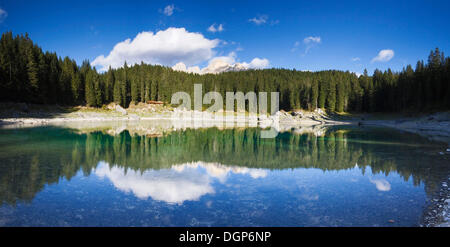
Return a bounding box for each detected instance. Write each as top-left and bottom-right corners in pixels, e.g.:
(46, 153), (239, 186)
(0, 31), (449, 112)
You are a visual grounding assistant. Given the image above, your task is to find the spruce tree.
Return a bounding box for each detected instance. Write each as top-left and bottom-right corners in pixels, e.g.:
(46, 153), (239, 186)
(327, 79), (336, 111)
(336, 79), (345, 112)
(85, 70), (96, 107)
(311, 79), (319, 109)
(113, 80), (122, 106)
(26, 47), (39, 95)
(318, 80), (327, 108)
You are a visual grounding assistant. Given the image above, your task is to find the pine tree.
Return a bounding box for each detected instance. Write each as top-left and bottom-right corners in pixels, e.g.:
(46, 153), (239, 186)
(336, 78), (345, 112)
(121, 62), (129, 106)
(85, 70), (96, 107)
(318, 79), (327, 109)
(327, 78), (336, 111)
(26, 46), (39, 98)
(113, 80), (122, 106)
(93, 70), (103, 106)
(71, 73), (82, 104)
(104, 66), (114, 103)
(311, 79), (319, 109)
(131, 77), (139, 104)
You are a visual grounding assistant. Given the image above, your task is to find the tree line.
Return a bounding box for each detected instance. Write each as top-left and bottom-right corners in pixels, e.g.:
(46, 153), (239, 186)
(0, 31), (449, 112)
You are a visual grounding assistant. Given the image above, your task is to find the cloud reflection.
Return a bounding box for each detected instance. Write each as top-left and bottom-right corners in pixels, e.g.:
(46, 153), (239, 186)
(370, 178), (391, 191)
(95, 161), (267, 204)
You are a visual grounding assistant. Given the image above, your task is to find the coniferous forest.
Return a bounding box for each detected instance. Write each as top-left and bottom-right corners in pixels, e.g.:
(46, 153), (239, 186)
(0, 31), (449, 113)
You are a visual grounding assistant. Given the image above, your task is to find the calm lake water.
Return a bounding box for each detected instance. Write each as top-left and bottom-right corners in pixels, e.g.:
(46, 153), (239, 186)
(0, 125), (449, 226)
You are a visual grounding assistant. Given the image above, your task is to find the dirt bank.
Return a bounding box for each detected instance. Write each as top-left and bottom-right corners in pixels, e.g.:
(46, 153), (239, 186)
(361, 112), (450, 144)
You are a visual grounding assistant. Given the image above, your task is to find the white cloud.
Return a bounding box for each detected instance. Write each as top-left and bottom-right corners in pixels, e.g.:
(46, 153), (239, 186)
(371, 49), (394, 63)
(207, 23), (224, 33)
(91, 27), (220, 72)
(0, 8), (7, 23)
(270, 19), (280, 26)
(302, 36), (321, 54)
(303, 36), (321, 44)
(172, 62), (202, 74)
(172, 52), (270, 74)
(351, 57), (360, 62)
(249, 15), (268, 25)
(92, 27), (269, 74)
(291, 41), (301, 52)
(244, 57), (270, 69)
(162, 4), (175, 16)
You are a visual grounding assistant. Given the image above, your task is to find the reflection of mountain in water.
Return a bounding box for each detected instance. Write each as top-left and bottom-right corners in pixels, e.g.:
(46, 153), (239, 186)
(0, 126), (448, 206)
(95, 161), (266, 204)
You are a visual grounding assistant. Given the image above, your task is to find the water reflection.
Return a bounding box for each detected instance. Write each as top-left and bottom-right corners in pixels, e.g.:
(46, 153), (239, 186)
(0, 125), (449, 226)
(95, 161), (267, 204)
(0, 125), (448, 206)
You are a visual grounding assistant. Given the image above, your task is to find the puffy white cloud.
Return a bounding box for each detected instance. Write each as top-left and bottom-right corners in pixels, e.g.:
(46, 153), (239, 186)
(162, 4), (175, 16)
(172, 62), (202, 74)
(249, 15), (268, 25)
(172, 52), (270, 74)
(371, 49), (394, 62)
(0, 8), (7, 23)
(303, 36), (321, 44)
(352, 57), (360, 62)
(207, 23), (224, 33)
(91, 28), (220, 72)
(244, 57), (270, 69)
(92, 27), (269, 74)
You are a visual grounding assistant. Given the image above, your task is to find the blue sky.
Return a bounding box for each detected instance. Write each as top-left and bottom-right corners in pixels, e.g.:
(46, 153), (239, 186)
(0, 0), (449, 74)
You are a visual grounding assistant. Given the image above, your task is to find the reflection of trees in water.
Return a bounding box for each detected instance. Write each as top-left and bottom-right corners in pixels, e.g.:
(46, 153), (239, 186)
(0, 126), (448, 205)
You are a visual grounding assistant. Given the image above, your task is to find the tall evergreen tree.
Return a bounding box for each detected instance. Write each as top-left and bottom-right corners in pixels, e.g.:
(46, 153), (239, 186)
(85, 70), (96, 107)
(113, 80), (122, 106)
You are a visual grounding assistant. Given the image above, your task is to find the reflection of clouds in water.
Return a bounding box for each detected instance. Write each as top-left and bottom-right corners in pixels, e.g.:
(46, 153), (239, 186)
(370, 178), (391, 191)
(95, 162), (213, 204)
(172, 162), (267, 182)
(301, 193), (319, 201)
(95, 161), (267, 204)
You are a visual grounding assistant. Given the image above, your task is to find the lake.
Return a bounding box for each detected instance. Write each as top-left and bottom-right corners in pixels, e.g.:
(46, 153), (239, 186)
(0, 123), (449, 226)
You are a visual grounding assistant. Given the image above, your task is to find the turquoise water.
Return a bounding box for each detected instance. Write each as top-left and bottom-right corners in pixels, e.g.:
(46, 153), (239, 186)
(0, 126), (448, 226)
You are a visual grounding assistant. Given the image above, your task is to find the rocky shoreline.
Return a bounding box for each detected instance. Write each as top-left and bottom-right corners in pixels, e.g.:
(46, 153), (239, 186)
(361, 112), (450, 144)
(0, 107), (353, 128)
(420, 176), (450, 227)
